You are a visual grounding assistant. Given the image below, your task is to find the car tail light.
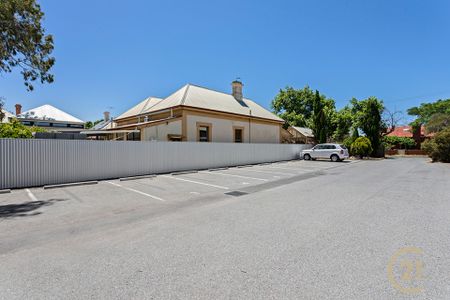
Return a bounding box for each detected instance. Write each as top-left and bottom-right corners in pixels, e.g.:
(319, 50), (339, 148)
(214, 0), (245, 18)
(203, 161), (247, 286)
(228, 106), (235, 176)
(340, 150), (344, 154)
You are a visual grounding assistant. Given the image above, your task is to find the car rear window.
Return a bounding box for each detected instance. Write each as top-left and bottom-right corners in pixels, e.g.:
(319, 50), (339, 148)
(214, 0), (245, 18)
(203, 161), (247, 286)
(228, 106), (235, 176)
(340, 144), (347, 149)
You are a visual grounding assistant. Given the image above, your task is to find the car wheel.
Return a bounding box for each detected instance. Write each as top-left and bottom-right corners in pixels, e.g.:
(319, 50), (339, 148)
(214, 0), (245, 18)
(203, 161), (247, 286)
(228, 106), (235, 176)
(331, 154), (340, 162)
(303, 154), (311, 160)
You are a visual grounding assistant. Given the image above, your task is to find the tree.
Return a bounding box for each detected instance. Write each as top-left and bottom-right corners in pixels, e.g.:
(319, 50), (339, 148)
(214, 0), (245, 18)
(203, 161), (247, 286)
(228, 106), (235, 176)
(85, 119), (103, 129)
(271, 86), (336, 142)
(422, 127), (450, 163)
(0, 98), (5, 122)
(351, 127), (359, 139)
(351, 137), (373, 158)
(0, 0), (55, 91)
(350, 97), (385, 156)
(425, 113), (450, 133)
(381, 109), (403, 136)
(333, 106), (353, 142)
(311, 90), (327, 143)
(407, 99), (450, 126)
(271, 86), (315, 127)
(310, 90), (336, 143)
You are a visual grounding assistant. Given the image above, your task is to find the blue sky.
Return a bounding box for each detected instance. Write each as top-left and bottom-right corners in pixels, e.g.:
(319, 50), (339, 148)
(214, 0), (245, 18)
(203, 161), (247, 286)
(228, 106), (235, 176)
(1, 0), (450, 123)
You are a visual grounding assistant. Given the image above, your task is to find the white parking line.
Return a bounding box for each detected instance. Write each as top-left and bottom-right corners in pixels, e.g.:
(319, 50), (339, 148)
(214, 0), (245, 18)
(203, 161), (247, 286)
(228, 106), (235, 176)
(161, 175), (229, 190)
(203, 171), (268, 181)
(265, 165), (303, 171)
(105, 181), (165, 202)
(245, 168), (296, 176)
(25, 188), (38, 201)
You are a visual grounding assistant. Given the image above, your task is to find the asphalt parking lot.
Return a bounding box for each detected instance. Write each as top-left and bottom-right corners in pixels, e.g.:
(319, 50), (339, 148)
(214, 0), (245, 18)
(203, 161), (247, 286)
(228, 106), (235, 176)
(0, 159), (353, 224)
(1, 157), (449, 299)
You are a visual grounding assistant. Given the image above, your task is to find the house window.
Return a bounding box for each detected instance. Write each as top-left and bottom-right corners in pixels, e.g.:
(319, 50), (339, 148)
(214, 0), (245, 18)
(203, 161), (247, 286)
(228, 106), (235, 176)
(35, 122), (51, 127)
(168, 134), (182, 141)
(199, 126), (209, 142)
(234, 128), (243, 143)
(128, 132), (141, 141)
(196, 123), (211, 142)
(52, 123), (69, 128)
(68, 124), (84, 128)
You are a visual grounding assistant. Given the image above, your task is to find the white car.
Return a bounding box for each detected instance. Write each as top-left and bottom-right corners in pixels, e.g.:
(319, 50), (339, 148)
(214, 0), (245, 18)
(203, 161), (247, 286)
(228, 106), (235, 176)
(301, 143), (349, 162)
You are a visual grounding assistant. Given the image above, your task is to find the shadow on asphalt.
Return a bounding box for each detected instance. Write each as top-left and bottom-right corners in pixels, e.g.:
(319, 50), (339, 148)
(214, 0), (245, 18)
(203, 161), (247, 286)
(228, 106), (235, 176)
(0, 199), (68, 218)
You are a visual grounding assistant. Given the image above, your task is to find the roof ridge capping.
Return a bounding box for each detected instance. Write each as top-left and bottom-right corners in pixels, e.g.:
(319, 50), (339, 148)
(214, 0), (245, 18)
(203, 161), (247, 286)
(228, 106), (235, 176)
(142, 96), (163, 111)
(184, 82), (255, 101)
(180, 84), (191, 105)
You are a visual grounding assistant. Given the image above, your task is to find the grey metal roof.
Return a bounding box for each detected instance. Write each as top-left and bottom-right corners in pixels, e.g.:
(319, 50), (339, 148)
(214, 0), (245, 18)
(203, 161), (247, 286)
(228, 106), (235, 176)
(116, 84), (284, 122)
(116, 97), (163, 120)
(292, 126), (314, 137)
(91, 119), (115, 130)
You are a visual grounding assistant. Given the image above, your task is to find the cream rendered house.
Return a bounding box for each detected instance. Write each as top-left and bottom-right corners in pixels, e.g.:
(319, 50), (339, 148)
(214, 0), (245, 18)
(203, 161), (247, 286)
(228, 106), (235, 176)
(113, 81), (285, 143)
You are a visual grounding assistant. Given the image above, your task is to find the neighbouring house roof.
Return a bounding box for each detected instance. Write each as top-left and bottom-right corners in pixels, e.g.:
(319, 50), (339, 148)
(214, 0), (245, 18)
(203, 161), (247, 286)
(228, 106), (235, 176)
(115, 84), (284, 122)
(81, 129), (139, 135)
(1, 109), (14, 122)
(116, 97), (163, 120)
(91, 119), (115, 130)
(386, 125), (430, 138)
(19, 104), (84, 123)
(291, 126), (314, 137)
(112, 116), (181, 130)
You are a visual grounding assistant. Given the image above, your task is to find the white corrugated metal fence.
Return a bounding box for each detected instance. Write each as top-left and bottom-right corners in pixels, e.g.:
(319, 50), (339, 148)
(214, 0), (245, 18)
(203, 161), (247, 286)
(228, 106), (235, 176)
(0, 139), (311, 189)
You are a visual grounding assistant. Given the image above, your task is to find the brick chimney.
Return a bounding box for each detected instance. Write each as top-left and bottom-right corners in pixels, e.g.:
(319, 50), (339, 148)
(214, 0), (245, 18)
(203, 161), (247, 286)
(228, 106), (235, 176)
(15, 104), (22, 116)
(103, 111), (110, 121)
(231, 80), (243, 101)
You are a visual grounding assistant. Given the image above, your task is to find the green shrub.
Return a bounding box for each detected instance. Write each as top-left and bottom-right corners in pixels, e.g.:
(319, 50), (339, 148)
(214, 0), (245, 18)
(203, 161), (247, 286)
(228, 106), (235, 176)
(422, 127), (450, 162)
(383, 136), (416, 150)
(343, 136), (356, 155)
(30, 126), (47, 133)
(0, 119), (33, 138)
(351, 137), (373, 158)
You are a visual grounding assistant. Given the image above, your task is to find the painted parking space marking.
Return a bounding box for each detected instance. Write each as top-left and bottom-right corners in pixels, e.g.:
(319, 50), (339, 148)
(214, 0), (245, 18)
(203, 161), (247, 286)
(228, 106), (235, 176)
(105, 181), (165, 202)
(25, 188), (38, 201)
(264, 165), (304, 171)
(202, 171), (268, 182)
(161, 175), (230, 190)
(243, 168), (296, 176)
